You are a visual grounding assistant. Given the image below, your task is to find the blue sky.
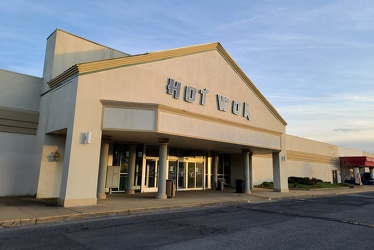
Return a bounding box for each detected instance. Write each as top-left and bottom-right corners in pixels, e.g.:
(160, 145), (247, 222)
(1, 0), (373, 153)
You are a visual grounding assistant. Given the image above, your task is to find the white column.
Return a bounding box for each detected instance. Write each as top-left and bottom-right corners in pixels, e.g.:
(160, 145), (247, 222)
(212, 152), (218, 189)
(156, 139), (168, 199)
(126, 145), (137, 194)
(273, 152), (289, 192)
(370, 167), (374, 180)
(243, 150), (251, 194)
(249, 152), (253, 190)
(353, 166), (359, 184)
(97, 142), (110, 199)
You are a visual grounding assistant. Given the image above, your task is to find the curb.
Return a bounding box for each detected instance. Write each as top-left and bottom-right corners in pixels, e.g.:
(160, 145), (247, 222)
(0, 199), (251, 229)
(1, 188), (372, 229)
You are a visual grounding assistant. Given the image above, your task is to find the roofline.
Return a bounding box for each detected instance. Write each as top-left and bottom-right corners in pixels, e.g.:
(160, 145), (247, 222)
(47, 42), (287, 126)
(0, 68), (42, 79)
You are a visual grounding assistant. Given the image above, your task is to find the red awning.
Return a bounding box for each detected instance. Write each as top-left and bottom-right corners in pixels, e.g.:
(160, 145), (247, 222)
(340, 156), (374, 167)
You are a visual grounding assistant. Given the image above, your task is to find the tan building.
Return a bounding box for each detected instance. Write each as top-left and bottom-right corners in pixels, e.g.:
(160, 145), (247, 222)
(0, 29), (373, 206)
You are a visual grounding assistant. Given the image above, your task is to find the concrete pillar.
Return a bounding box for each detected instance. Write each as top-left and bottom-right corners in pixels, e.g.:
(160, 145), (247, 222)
(156, 139), (168, 199)
(126, 145), (137, 194)
(243, 150), (251, 194)
(370, 167), (374, 180)
(97, 142), (110, 199)
(353, 166), (360, 184)
(249, 152), (253, 190)
(212, 152), (218, 189)
(272, 152), (289, 192)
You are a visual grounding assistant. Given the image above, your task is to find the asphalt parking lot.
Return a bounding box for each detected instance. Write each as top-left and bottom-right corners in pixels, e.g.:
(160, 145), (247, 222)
(0, 192), (373, 249)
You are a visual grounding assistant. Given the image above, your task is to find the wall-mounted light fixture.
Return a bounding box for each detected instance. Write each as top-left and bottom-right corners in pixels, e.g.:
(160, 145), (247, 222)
(48, 150), (61, 162)
(85, 132), (92, 144)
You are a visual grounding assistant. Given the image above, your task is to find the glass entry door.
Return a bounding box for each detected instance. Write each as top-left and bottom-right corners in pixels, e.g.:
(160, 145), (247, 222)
(196, 162), (204, 188)
(178, 161), (204, 190)
(143, 158), (158, 192)
(178, 162), (186, 189)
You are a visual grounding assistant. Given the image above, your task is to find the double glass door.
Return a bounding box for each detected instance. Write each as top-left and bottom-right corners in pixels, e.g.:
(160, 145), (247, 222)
(177, 161), (204, 190)
(142, 157), (205, 192)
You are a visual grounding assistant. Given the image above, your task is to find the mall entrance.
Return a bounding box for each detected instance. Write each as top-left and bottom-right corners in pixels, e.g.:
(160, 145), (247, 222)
(108, 144), (235, 193)
(142, 157), (205, 192)
(171, 158), (205, 190)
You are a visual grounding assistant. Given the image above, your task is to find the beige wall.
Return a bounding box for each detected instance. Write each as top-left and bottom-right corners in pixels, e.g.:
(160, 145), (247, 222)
(158, 111), (281, 150)
(0, 69), (42, 111)
(0, 69), (42, 196)
(253, 155), (274, 184)
(94, 51), (285, 134)
(42, 29), (129, 93)
(338, 146), (374, 157)
(287, 161), (335, 182)
(286, 136), (373, 183)
(82, 49), (286, 153)
(287, 134), (338, 156)
(58, 75), (103, 205)
(46, 81), (78, 133)
(0, 69), (41, 135)
(35, 81), (79, 198)
(231, 134), (372, 185)
(103, 107), (156, 131)
(231, 154), (273, 187)
(286, 135), (339, 182)
(36, 75), (104, 205)
(35, 134), (65, 198)
(0, 133), (36, 196)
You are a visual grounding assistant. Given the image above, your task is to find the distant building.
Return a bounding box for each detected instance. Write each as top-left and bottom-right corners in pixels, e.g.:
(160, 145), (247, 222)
(0, 29), (373, 206)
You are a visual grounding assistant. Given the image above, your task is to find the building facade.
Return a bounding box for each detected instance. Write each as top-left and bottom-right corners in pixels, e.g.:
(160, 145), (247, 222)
(0, 29), (373, 206)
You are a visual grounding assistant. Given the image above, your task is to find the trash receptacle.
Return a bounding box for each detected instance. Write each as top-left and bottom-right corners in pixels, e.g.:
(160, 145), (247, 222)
(236, 179), (245, 193)
(217, 178), (225, 191)
(166, 179), (176, 198)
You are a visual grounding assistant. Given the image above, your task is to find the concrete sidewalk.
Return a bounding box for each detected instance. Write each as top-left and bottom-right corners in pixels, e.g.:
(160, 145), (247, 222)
(1, 186), (373, 228)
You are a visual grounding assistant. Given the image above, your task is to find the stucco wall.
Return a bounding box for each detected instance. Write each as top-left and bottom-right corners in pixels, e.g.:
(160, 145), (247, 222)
(231, 154), (273, 187)
(90, 50), (285, 134)
(0, 133), (36, 196)
(42, 29), (129, 93)
(253, 155), (273, 184)
(286, 135), (339, 182)
(287, 161), (334, 182)
(158, 111), (281, 151)
(46, 81), (78, 133)
(0, 69), (42, 111)
(35, 79), (79, 200)
(36, 75), (105, 204)
(0, 69), (42, 196)
(338, 146), (374, 157)
(35, 134), (65, 198)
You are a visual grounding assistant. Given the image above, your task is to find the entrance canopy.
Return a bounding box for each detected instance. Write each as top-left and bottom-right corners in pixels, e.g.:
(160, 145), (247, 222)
(340, 156), (374, 167)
